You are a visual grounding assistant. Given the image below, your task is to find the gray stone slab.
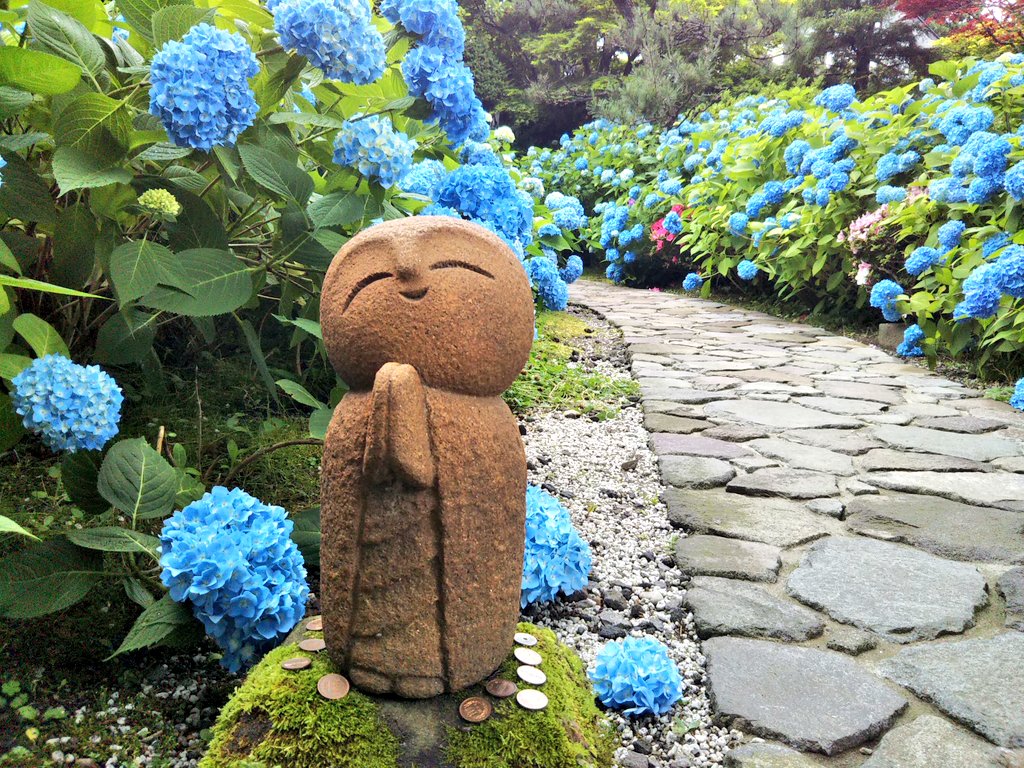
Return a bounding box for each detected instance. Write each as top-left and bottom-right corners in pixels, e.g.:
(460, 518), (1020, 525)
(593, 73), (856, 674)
(727, 469), (840, 499)
(915, 415), (1009, 434)
(871, 424), (1022, 462)
(861, 714), (1007, 768)
(806, 498), (844, 519)
(863, 471), (1024, 511)
(817, 381), (903, 405)
(705, 400), (861, 430)
(748, 438), (855, 476)
(997, 567), (1024, 631)
(724, 743), (820, 768)
(704, 637), (907, 755)
(660, 455), (736, 489)
(702, 424), (771, 442)
(685, 576), (824, 641)
(825, 627), (877, 656)
(665, 488), (840, 548)
(651, 433), (754, 459)
(782, 428), (881, 455)
(644, 413), (707, 434)
(675, 535), (781, 582)
(857, 448), (990, 473)
(845, 493), (1024, 564)
(794, 396), (887, 415)
(993, 456), (1024, 473)
(786, 537), (988, 643)
(880, 632), (1024, 748)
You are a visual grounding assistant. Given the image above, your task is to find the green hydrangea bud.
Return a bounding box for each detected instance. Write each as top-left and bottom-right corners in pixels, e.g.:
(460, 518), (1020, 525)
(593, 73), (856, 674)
(138, 188), (182, 217)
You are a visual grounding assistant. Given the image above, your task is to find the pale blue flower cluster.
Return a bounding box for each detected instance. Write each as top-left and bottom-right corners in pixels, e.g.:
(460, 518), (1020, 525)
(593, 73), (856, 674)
(400, 158), (448, 197)
(333, 115), (417, 187)
(745, 181), (785, 218)
(560, 255), (584, 284)
(992, 244), (1024, 298)
(149, 24), (259, 151)
(526, 256), (569, 311)
(876, 150), (920, 181)
(381, 0), (464, 52)
(905, 246), (941, 277)
(589, 636), (683, 717)
(954, 263), (1001, 320)
(1010, 379), (1024, 411)
(546, 193), (588, 232)
(435, 164), (534, 254)
(876, 185), (907, 204)
(897, 324), (925, 357)
(270, 0), (385, 84)
(737, 259), (759, 281)
(870, 279), (904, 322)
(160, 487), (308, 672)
(11, 355), (123, 453)
(683, 273), (703, 291)
(937, 220), (966, 252)
(729, 212), (749, 235)
(1007, 162), (1024, 202)
(521, 485), (591, 608)
(814, 84), (856, 113)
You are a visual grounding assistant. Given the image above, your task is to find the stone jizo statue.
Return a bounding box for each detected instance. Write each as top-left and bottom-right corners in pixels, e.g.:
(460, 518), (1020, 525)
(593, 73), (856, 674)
(319, 216), (535, 698)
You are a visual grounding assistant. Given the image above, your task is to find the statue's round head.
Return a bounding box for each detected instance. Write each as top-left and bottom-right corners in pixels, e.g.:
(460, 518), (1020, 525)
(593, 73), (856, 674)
(321, 217), (536, 396)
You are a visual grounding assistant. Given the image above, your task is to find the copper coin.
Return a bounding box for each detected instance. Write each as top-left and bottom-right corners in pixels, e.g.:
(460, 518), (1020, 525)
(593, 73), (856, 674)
(514, 647), (542, 666)
(298, 638), (326, 653)
(281, 656), (312, 671)
(458, 696), (493, 723)
(514, 632), (538, 647)
(516, 665), (547, 686)
(317, 673), (350, 700)
(516, 689), (549, 711)
(485, 678), (517, 698)
(306, 616), (323, 632)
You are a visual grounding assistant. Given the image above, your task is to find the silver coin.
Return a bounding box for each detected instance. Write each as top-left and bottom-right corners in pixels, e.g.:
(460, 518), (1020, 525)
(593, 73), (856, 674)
(514, 647), (542, 666)
(516, 665), (547, 686)
(516, 689), (549, 711)
(514, 632), (538, 647)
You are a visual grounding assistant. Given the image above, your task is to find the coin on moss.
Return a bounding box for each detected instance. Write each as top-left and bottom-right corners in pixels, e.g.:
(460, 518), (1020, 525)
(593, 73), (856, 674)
(306, 616), (323, 631)
(485, 678), (517, 698)
(516, 689), (549, 711)
(514, 632), (538, 647)
(514, 647), (542, 666)
(299, 638), (326, 652)
(516, 665), (546, 686)
(281, 656), (312, 671)
(317, 673), (350, 700)
(459, 697), (493, 723)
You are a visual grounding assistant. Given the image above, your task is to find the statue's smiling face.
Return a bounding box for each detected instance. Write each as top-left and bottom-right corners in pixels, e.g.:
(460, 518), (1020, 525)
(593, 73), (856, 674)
(322, 217), (536, 396)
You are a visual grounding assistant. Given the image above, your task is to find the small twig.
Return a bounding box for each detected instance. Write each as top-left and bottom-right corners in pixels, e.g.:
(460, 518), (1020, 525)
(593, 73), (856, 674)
(222, 439), (324, 485)
(155, 425), (166, 454)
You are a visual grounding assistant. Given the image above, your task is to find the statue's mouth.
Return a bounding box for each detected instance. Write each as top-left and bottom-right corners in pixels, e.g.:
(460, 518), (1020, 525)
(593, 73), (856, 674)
(400, 287), (428, 301)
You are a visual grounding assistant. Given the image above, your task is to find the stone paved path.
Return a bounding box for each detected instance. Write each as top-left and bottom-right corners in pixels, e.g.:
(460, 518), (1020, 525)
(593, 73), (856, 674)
(571, 280), (1024, 767)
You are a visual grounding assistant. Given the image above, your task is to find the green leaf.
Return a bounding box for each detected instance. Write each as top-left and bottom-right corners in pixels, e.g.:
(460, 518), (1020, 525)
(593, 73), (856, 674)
(235, 316), (280, 402)
(134, 180), (228, 250)
(52, 147), (131, 193)
(54, 93), (132, 161)
(27, 1), (106, 80)
(51, 205), (97, 289)
(108, 593), (193, 659)
(0, 353), (32, 380)
(61, 450), (109, 514)
(68, 526), (160, 557)
(0, 86), (34, 119)
(291, 506), (320, 567)
(309, 407), (333, 440)
(237, 143), (314, 204)
(0, 393), (24, 452)
(142, 249), (253, 317)
(276, 379), (325, 409)
(308, 192), (380, 229)
(94, 308), (158, 364)
(136, 142), (192, 162)
(109, 240), (174, 305)
(253, 52), (304, 113)
(272, 314), (322, 339)
(267, 112), (346, 129)
(0, 48), (81, 95)
(122, 576), (155, 609)
(0, 151), (56, 229)
(13, 313), (69, 358)
(152, 6), (215, 46)
(117, 0), (190, 42)
(0, 275), (101, 299)
(0, 237), (21, 275)
(0, 515), (38, 540)
(97, 437), (178, 523)
(0, 538), (104, 619)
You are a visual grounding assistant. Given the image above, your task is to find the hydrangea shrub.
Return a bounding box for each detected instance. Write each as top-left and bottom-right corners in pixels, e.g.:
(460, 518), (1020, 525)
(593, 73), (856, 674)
(589, 636), (684, 717)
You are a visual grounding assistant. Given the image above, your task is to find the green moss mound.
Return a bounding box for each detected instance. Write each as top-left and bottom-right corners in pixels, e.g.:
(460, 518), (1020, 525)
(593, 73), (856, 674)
(446, 623), (616, 768)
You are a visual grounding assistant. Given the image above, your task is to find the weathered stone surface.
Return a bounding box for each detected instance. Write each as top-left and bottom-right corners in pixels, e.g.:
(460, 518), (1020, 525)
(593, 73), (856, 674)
(724, 743), (820, 767)
(783, 428), (881, 455)
(825, 627), (877, 656)
(817, 381), (903, 404)
(643, 384), (735, 404)
(880, 632), (1024, 748)
(675, 535), (782, 582)
(704, 637), (907, 755)
(857, 448), (989, 473)
(993, 456), (1024, 473)
(684, 576), (824, 640)
(794, 396), (887, 415)
(321, 218), (534, 697)
(861, 715), (1006, 768)
(705, 400), (860, 429)
(665, 488), (839, 548)
(863, 471), (1024, 510)
(643, 413), (707, 434)
(806, 498), (844, 518)
(845, 493), (1024, 564)
(786, 537), (988, 643)
(660, 455), (736, 489)
(747, 438), (855, 475)
(871, 424), (1022, 462)
(702, 424), (771, 442)
(998, 567), (1024, 631)
(651, 433), (753, 459)
(727, 469), (840, 499)
(914, 415), (1008, 434)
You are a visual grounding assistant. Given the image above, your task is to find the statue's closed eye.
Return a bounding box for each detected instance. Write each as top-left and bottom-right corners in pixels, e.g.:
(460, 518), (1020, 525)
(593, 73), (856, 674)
(344, 272), (392, 311)
(430, 260), (495, 279)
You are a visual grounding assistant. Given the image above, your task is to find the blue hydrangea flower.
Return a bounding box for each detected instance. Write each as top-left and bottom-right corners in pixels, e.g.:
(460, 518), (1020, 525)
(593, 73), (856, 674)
(815, 84), (856, 112)
(589, 636), (683, 717)
(402, 45), (489, 145)
(905, 246), (941, 277)
(333, 115), (416, 188)
(737, 259), (759, 281)
(682, 273), (703, 291)
(400, 158), (447, 197)
(954, 264), (1002, 320)
(606, 263), (624, 283)
(982, 233), (1010, 259)
(538, 222), (560, 238)
(521, 485), (591, 607)
(938, 220), (966, 253)
(11, 355), (123, 453)
(160, 487), (309, 673)
(435, 164), (534, 249)
(938, 106), (994, 146)
(663, 212), (683, 236)
(575, 157), (589, 171)
(784, 140), (810, 175)
(526, 257), (569, 311)
(897, 324), (925, 357)
(876, 185), (907, 204)
(870, 279), (905, 322)
(460, 141), (501, 168)
(1010, 379), (1024, 411)
(149, 24), (259, 151)
(547, 193), (587, 232)
(728, 212), (749, 235)
(272, 0), (385, 84)
(966, 174), (1002, 205)
(993, 244), (1024, 298)
(560, 255), (584, 285)
(1007, 162), (1024, 201)
(381, 0), (465, 52)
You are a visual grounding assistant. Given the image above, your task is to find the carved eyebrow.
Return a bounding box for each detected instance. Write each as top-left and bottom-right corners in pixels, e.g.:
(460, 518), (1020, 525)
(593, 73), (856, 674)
(344, 272), (392, 311)
(429, 260), (494, 279)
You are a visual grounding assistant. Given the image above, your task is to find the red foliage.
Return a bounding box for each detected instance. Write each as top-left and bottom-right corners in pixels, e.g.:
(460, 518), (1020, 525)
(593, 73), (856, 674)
(897, 0), (1024, 46)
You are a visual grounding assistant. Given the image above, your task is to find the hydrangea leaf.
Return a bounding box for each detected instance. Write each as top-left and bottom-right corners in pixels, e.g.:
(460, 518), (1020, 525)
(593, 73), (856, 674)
(61, 450), (109, 515)
(107, 593), (193, 659)
(0, 353), (32, 381)
(151, 6), (215, 47)
(141, 249), (253, 317)
(0, 515), (37, 540)
(52, 146), (132, 194)
(307, 191), (383, 229)
(252, 52), (305, 114)
(109, 240), (175, 305)
(53, 93), (132, 162)
(51, 205), (97, 289)
(0, 86), (33, 120)
(94, 308), (158, 365)
(308, 407), (333, 440)
(267, 112), (346, 130)
(0, 151), (58, 229)
(290, 506), (321, 568)
(0, 393), (25, 452)
(116, 0), (190, 43)
(122, 576), (155, 609)
(0, 538), (104, 619)
(97, 437), (178, 523)
(26, 1), (106, 80)
(12, 313), (69, 358)
(238, 144), (314, 205)
(0, 44), (82, 97)
(68, 526), (161, 559)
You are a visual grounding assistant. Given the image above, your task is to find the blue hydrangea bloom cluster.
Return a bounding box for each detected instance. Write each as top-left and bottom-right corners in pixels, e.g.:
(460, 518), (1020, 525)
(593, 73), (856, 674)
(559, 255), (584, 285)
(270, 0), (385, 84)
(160, 487), (309, 672)
(589, 636), (684, 717)
(876, 150), (920, 181)
(876, 185), (907, 204)
(905, 246), (941, 277)
(1007, 162), (1024, 201)
(897, 324), (925, 357)
(870, 279), (904, 322)
(954, 263), (1001, 320)
(435, 164), (534, 256)
(149, 24), (259, 151)
(737, 259), (759, 281)
(11, 355), (123, 453)
(333, 115), (417, 188)
(1010, 378), (1024, 411)
(683, 273), (703, 291)
(745, 180), (785, 218)
(814, 84), (856, 113)
(992, 244), (1024, 298)
(381, 0), (464, 51)
(983, 233), (1010, 258)
(400, 158), (448, 197)
(526, 256), (569, 311)
(937, 220), (966, 252)
(521, 485), (591, 608)
(546, 192), (588, 232)
(729, 212), (749, 235)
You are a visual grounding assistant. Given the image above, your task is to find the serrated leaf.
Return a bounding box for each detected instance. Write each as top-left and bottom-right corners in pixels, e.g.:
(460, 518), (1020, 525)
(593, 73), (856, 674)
(0, 353), (32, 380)
(237, 143), (314, 204)
(0, 151), (56, 229)
(109, 240), (174, 305)
(267, 112), (346, 129)
(116, 0), (190, 42)
(0, 538), (103, 618)
(54, 93), (132, 161)
(108, 594), (193, 658)
(0, 86), (33, 119)
(0, 515), (38, 540)
(97, 437), (178, 523)
(61, 450), (109, 514)
(52, 146), (131, 193)
(308, 192), (380, 229)
(135, 142), (192, 162)
(0, 47), (81, 95)
(13, 313), (69, 358)
(94, 308), (158, 364)
(68, 526), (160, 558)
(141, 249), (252, 317)
(28, 1), (106, 79)
(151, 6), (215, 46)
(122, 577), (155, 608)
